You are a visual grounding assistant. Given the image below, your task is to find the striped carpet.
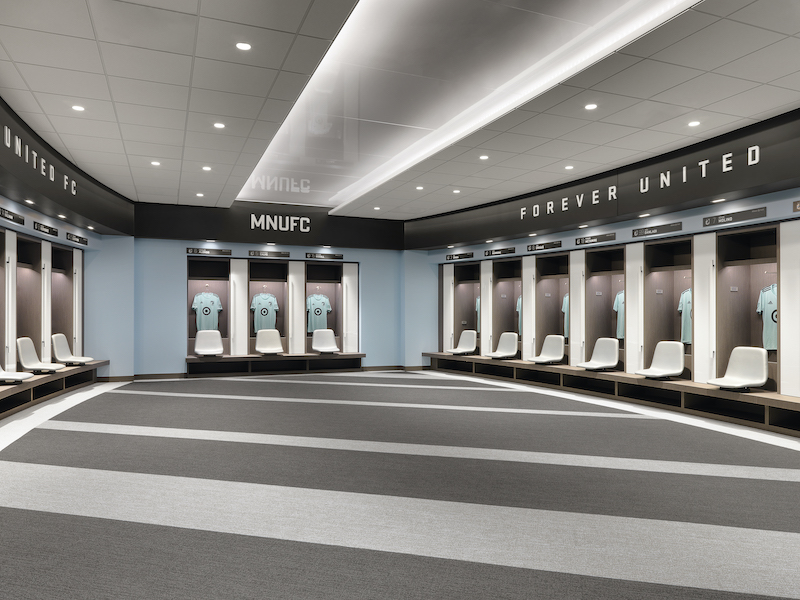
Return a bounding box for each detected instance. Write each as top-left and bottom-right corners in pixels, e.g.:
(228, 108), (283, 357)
(1, 371), (799, 599)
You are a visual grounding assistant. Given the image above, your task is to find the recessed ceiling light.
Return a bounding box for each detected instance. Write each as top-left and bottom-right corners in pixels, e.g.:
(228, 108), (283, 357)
(416, 186), (424, 190)
(87, 226), (94, 230)
(528, 233), (536, 237)
(565, 165), (574, 170)
(267, 242), (276, 246)
(25, 199), (34, 204)
(712, 198), (726, 203)
(479, 155), (489, 160)
(213, 122), (225, 129)
(373, 206), (381, 210)
(58, 214), (66, 219)
(688, 121), (700, 127)
(236, 42), (251, 50)
(453, 189), (461, 194)
(578, 224), (588, 229)
(323, 245), (331, 248)
(202, 166), (211, 171)
(585, 103), (598, 110)
(196, 193), (204, 197)
(206, 239), (215, 243)
(447, 245), (454, 248)
(639, 213), (650, 218)
(151, 161), (160, 166)
(486, 239), (493, 243)
(72, 105), (84, 112)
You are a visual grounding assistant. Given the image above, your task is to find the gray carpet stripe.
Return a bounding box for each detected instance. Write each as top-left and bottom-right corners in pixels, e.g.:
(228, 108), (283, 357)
(109, 389), (651, 418)
(1, 460), (798, 599)
(220, 377), (524, 391)
(37, 420), (800, 484)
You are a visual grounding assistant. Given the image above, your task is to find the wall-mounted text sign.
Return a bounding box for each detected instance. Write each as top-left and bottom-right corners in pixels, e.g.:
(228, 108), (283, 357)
(702, 207), (766, 228)
(66, 232), (88, 245)
(33, 222), (57, 236)
(528, 241), (562, 251)
(187, 248), (231, 256)
(249, 250), (290, 258)
(0, 207), (24, 225)
(632, 222), (682, 238)
(306, 252), (343, 260)
(484, 247), (515, 257)
(576, 232), (616, 246)
(446, 252), (474, 261)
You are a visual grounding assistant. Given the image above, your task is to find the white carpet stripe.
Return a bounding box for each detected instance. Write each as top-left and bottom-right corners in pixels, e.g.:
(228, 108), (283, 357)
(220, 377), (515, 391)
(0, 461), (798, 599)
(109, 389), (648, 418)
(39, 420), (800, 483)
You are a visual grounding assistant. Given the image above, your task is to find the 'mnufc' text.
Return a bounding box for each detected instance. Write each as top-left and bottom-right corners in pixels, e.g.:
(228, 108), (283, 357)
(250, 174), (311, 194)
(251, 213), (311, 233)
(3, 125), (77, 195)
(638, 146), (760, 194)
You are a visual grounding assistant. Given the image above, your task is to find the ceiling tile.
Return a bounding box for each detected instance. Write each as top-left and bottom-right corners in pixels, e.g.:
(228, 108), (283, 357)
(728, 0), (800, 35)
(34, 93), (117, 121)
(17, 111), (54, 132)
(282, 36), (331, 75)
(702, 85), (800, 117)
(180, 169), (230, 185)
(600, 100), (692, 128)
(620, 10), (719, 58)
(453, 129), (499, 148)
(300, 0), (359, 39)
(651, 19), (783, 72)
(562, 53), (641, 89)
(546, 89), (640, 121)
(15, 63), (111, 100)
(451, 148), (517, 164)
(123, 140), (183, 159)
(135, 183), (181, 195)
(525, 139), (596, 159)
(593, 59), (703, 99)
(0, 87), (39, 113)
(80, 164), (135, 181)
(100, 43), (192, 86)
(183, 146), (242, 165)
(560, 121), (639, 145)
(0, 46), (7, 61)
(0, 0), (94, 38)
(0, 26), (104, 73)
(121, 0), (199, 14)
(250, 121), (280, 141)
(511, 113), (588, 138)
(607, 129), (685, 151)
(484, 110), (533, 133)
(651, 72), (759, 108)
(0, 61), (27, 90)
(108, 77), (189, 110)
(59, 133), (125, 153)
(70, 150), (130, 167)
(430, 161), (480, 176)
(269, 72), (310, 101)
(516, 85), (582, 112)
(569, 145), (644, 164)
(49, 115), (120, 138)
(496, 153), (558, 170)
(714, 38), (800, 83)
(196, 18), (294, 70)
(88, 0), (197, 55)
(191, 58), (277, 97)
(693, 0), (755, 17)
(182, 161), (233, 176)
(186, 113), (254, 137)
(116, 103), (187, 130)
(771, 70), (800, 92)
(136, 193), (178, 204)
(649, 110), (741, 135)
(131, 166), (181, 184)
(474, 165), (528, 180)
(185, 130), (246, 152)
(200, 0), (312, 31)
(120, 123), (184, 146)
(189, 88), (265, 119)
(258, 99), (293, 122)
(479, 132), (550, 153)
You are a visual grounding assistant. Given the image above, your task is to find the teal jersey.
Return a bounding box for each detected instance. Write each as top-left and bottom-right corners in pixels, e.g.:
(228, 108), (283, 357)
(251, 293), (279, 332)
(476, 296), (480, 333)
(677, 288), (692, 344)
(307, 294), (332, 333)
(756, 284), (778, 351)
(516, 295), (522, 333)
(192, 292), (223, 331)
(613, 290), (624, 339)
(562, 293), (569, 338)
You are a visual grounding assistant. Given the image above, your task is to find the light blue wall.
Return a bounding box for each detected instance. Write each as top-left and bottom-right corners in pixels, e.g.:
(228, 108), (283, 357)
(84, 236), (135, 378)
(401, 250), (439, 367)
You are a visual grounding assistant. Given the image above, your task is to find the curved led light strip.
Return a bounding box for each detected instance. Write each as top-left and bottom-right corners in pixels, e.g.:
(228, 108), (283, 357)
(328, 0), (699, 214)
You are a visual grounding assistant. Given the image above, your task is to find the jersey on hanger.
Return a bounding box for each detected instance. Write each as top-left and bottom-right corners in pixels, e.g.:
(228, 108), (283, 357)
(251, 293), (279, 332)
(613, 290), (625, 339)
(307, 293), (332, 333)
(192, 291), (223, 331)
(756, 284), (777, 351)
(562, 293), (569, 338)
(677, 288), (692, 344)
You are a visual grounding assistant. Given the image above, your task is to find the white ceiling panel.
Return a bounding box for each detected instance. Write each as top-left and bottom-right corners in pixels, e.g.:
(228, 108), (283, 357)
(268, 72), (311, 102)
(651, 19), (783, 72)
(727, 0), (800, 35)
(649, 110), (741, 135)
(526, 139), (597, 159)
(88, 0), (197, 55)
(560, 121), (639, 145)
(600, 100), (692, 129)
(200, 0), (313, 32)
(241, 138), (269, 154)
(693, 0), (755, 18)
(120, 123), (183, 146)
(607, 129), (685, 152)
(619, 9), (719, 58)
(0, 26), (104, 73)
(129, 156), (181, 171)
(185, 131), (246, 152)
(496, 154), (559, 170)
(195, 18), (294, 70)
(15, 63), (111, 99)
(475, 165), (529, 180)
(283, 36), (331, 76)
(0, 45), (7, 61)
(34, 92), (116, 121)
(561, 54), (642, 90)
(569, 145), (642, 164)
(131, 167), (181, 184)
(480, 132), (549, 153)
(99, 43), (192, 86)
(81, 164), (135, 182)
(651, 72), (759, 108)
(484, 111), (535, 132)
(183, 161), (234, 176)
(123, 140), (183, 160)
(258, 99), (293, 123)
(60, 133), (125, 153)
(0, 61), (27, 90)
(714, 37), (800, 84)
(593, 60), (703, 99)
(547, 89), (641, 121)
(249, 121), (281, 141)
(452, 149), (517, 165)
(0, 0), (94, 38)
(115, 103), (187, 130)
(511, 113), (589, 138)
(69, 149), (130, 167)
(17, 111), (54, 132)
(107, 77), (190, 111)
(191, 58), (278, 97)
(137, 193), (178, 204)
(180, 170), (230, 185)
(188, 88), (265, 119)
(49, 115), (120, 139)
(185, 112), (254, 137)
(183, 147), (242, 165)
(430, 161), (482, 176)
(122, 0), (199, 14)
(703, 85), (800, 118)
(0, 87), (40, 114)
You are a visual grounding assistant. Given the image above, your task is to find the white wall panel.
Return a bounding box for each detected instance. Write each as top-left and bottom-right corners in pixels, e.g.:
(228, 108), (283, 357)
(569, 250), (585, 365)
(521, 255), (535, 360)
(693, 232), (716, 383)
(480, 260), (493, 355)
(287, 261), (306, 354)
(342, 262), (359, 353)
(4, 230), (16, 371)
(73, 248), (83, 356)
(40, 241), (52, 362)
(442, 263), (454, 352)
(229, 258), (248, 356)
(779, 221), (800, 396)
(625, 242), (644, 373)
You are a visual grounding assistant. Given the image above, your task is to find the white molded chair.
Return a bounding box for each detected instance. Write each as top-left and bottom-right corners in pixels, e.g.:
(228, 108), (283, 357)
(194, 330), (224, 356)
(530, 335), (565, 364)
(577, 337), (619, 371)
(255, 329), (283, 354)
(0, 367), (33, 384)
(52, 333), (93, 365)
(17, 337), (65, 374)
(486, 332), (518, 359)
(636, 341), (685, 379)
(708, 346), (768, 390)
(312, 329), (340, 353)
(446, 330), (477, 355)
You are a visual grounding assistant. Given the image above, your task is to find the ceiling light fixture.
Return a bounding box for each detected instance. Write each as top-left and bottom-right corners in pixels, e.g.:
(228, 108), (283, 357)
(87, 226), (94, 230)
(327, 0), (697, 214)
(528, 233), (537, 237)
(578, 224), (588, 229)
(479, 155), (489, 160)
(206, 239), (215, 243)
(202, 166), (212, 171)
(486, 239), (493, 243)
(236, 42), (252, 50)
(447, 245), (454, 248)
(58, 214), (66, 219)
(196, 193), (204, 197)
(712, 198), (726, 203)
(323, 245), (331, 248)
(416, 186), (424, 190)
(25, 199), (34, 204)
(585, 103), (598, 110)
(374, 206), (381, 210)
(72, 105), (84, 111)
(688, 121), (700, 127)
(213, 122), (225, 129)
(267, 242), (276, 246)
(565, 165), (574, 170)
(453, 189), (461, 194)
(639, 213), (650, 218)
(151, 161), (160, 166)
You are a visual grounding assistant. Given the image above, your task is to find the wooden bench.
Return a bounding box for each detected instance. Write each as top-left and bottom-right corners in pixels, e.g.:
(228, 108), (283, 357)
(186, 353), (366, 376)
